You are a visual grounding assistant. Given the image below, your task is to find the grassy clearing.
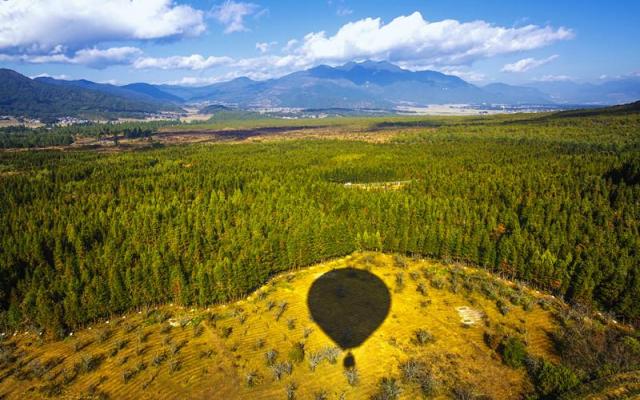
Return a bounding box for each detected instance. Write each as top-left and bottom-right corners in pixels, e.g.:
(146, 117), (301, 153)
(0, 253), (562, 399)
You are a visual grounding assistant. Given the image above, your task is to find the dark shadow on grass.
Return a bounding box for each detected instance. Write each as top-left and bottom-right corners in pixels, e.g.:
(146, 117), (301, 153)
(307, 268), (391, 368)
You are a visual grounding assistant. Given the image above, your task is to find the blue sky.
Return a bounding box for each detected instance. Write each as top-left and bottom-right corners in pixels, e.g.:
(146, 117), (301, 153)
(0, 0), (638, 86)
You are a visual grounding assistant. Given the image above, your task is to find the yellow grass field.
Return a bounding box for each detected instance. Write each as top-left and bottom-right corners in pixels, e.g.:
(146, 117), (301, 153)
(0, 253), (562, 399)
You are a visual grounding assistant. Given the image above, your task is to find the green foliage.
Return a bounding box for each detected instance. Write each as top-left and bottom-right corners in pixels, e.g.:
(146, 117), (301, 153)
(288, 342), (305, 364)
(0, 112), (639, 335)
(528, 358), (580, 398)
(500, 337), (527, 368)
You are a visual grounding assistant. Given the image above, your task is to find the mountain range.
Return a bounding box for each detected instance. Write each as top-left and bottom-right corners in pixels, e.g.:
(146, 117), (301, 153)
(1, 61), (639, 119)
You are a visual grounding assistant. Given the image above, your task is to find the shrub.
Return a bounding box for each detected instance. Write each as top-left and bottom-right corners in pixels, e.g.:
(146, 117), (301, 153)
(500, 337), (527, 368)
(275, 301), (288, 321)
(372, 377), (402, 400)
(413, 329), (435, 346)
(75, 354), (102, 374)
(169, 359), (181, 374)
(97, 328), (111, 343)
(314, 390), (329, 400)
(393, 254), (407, 268)
(308, 351), (323, 371)
(271, 361), (293, 380)
(416, 282), (428, 296)
(245, 370), (260, 388)
(286, 381), (297, 400)
(528, 358), (579, 397)
(344, 367), (359, 386)
(220, 326), (233, 338)
(287, 318), (296, 330)
(288, 342), (305, 364)
(303, 327), (313, 338)
(430, 277), (445, 289)
(399, 358), (435, 395)
(193, 324), (204, 338)
(451, 383), (477, 400)
(321, 346), (340, 364)
(152, 352), (167, 367)
(265, 349), (278, 366)
(496, 299), (510, 316)
(395, 272), (405, 292)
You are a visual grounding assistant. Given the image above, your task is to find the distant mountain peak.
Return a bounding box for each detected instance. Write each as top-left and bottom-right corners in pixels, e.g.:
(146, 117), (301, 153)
(331, 60), (406, 73)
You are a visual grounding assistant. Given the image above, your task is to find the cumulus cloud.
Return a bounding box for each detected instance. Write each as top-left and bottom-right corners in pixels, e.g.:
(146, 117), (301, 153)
(133, 54), (233, 70)
(203, 12), (573, 80)
(0, 0), (205, 54)
(211, 1), (262, 33)
(292, 12), (572, 67)
(502, 55), (559, 73)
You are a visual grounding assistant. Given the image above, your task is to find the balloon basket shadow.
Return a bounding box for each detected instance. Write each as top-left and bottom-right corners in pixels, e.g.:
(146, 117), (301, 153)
(343, 352), (355, 368)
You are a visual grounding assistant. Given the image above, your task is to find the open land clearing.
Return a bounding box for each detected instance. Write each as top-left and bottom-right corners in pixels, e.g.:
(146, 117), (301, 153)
(0, 253), (568, 399)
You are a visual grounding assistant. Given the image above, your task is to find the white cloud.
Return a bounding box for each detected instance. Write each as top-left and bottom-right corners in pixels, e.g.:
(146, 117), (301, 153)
(211, 1), (261, 33)
(256, 41), (278, 53)
(292, 12), (572, 67)
(11, 47), (142, 69)
(133, 54), (233, 70)
(30, 73), (71, 80)
(535, 74), (572, 82)
(202, 12), (573, 81)
(336, 7), (353, 17)
(502, 55), (559, 73)
(0, 0), (205, 54)
(436, 67), (487, 82)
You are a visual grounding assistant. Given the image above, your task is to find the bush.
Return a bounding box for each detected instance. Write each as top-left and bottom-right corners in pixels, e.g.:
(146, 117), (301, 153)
(344, 367), (359, 386)
(322, 346), (341, 364)
(413, 329), (435, 346)
(314, 389), (329, 400)
(430, 277), (445, 289)
(308, 351), (323, 371)
(75, 354), (103, 374)
(393, 254), (407, 269)
(416, 282), (428, 296)
(395, 272), (405, 292)
(271, 361), (293, 380)
(399, 358), (435, 396)
(286, 381), (297, 400)
(288, 342), (305, 364)
(496, 299), (510, 316)
(245, 370), (260, 387)
(500, 337), (527, 368)
(372, 377), (402, 400)
(528, 358), (579, 397)
(265, 349), (278, 366)
(193, 324), (204, 337)
(451, 383), (477, 400)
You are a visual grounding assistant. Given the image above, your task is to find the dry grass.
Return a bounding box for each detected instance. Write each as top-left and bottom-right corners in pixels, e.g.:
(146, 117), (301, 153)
(0, 253), (559, 399)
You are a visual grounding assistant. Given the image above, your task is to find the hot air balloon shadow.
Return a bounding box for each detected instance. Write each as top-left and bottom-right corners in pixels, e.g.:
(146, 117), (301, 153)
(307, 267), (391, 368)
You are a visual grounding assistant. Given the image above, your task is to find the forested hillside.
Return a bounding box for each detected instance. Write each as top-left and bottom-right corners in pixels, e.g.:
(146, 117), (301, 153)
(0, 112), (639, 337)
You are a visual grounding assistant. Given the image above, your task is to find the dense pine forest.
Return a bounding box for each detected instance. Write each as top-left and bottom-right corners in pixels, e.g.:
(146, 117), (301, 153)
(0, 112), (639, 337)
